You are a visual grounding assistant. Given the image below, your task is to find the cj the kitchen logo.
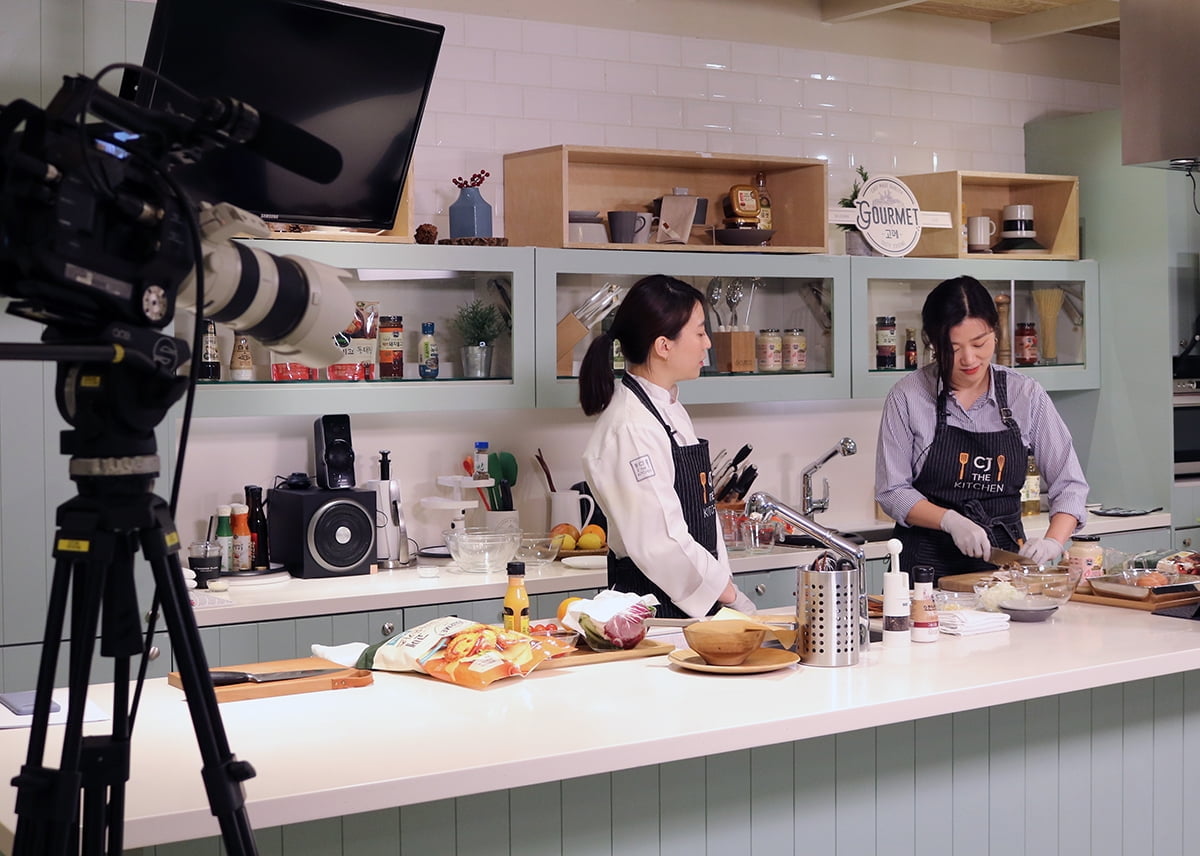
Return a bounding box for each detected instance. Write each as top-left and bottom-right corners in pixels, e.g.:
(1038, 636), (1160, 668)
(955, 452), (1006, 493)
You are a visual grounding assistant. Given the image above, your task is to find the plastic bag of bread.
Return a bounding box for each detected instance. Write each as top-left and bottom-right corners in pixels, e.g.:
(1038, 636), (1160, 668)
(354, 616), (574, 689)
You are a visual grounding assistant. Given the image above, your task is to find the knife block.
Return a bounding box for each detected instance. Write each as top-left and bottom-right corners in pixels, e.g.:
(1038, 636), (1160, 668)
(556, 313), (589, 375)
(711, 330), (756, 373)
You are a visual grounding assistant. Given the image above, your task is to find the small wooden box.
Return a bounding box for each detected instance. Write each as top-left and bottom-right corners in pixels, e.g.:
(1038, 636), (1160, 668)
(503, 145), (828, 253)
(711, 331), (756, 374)
(899, 170), (1079, 260)
(556, 313), (589, 375)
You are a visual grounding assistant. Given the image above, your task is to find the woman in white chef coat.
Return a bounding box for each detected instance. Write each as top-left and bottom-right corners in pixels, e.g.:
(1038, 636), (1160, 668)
(580, 275), (755, 619)
(875, 275), (1088, 582)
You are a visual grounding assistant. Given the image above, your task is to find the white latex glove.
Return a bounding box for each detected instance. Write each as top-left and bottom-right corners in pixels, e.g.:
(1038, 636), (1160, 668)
(939, 509), (992, 560)
(1019, 537), (1063, 567)
(729, 588), (757, 616)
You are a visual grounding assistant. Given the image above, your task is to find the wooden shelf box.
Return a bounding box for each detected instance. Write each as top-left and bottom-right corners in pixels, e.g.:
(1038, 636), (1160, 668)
(503, 145), (828, 253)
(898, 170), (1079, 260)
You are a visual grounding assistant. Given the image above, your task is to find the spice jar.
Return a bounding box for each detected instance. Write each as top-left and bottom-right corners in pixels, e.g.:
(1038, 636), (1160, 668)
(1067, 535), (1103, 580)
(782, 328), (807, 371)
(1016, 322), (1039, 366)
(875, 316), (897, 369)
(755, 328), (782, 372)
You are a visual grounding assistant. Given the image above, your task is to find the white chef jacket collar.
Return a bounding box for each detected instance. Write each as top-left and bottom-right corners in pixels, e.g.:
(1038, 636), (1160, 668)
(626, 370), (679, 405)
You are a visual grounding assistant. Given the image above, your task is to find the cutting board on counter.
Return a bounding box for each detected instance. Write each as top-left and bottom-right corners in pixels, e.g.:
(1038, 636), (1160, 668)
(168, 656), (373, 703)
(536, 638), (674, 670)
(1070, 590), (1200, 612)
(938, 572), (997, 593)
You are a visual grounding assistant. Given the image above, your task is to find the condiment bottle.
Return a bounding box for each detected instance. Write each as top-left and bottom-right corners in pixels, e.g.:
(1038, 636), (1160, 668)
(230, 503), (252, 571)
(910, 565), (939, 643)
(783, 328), (807, 371)
(503, 561), (530, 634)
(378, 315), (404, 378)
(199, 320), (221, 381)
(755, 328), (782, 372)
(418, 321), (439, 379)
(753, 171), (773, 230)
(215, 505), (234, 573)
(1016, 322), (1039, 366)
(904, 328), (918, 369)
(229, 335), (254, 381)
(1021, 454), (1041, 516)
(875, 316), (897, 369)
(1067, 534), (1103, 580)
(473, 442), (490, 480)
(245, 485), (270, 570)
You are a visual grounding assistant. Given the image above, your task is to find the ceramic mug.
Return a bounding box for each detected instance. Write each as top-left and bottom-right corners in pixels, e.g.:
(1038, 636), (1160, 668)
(548, 490), (595, 531)
(607, 211), (648, 243)
(632, 215), (654, 243)
(967, 216), (997, 251)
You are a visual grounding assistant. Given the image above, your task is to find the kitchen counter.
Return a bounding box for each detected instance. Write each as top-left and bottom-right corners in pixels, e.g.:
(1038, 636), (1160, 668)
(189, 511), (1171, 627)
(1, 597), (1196, 852)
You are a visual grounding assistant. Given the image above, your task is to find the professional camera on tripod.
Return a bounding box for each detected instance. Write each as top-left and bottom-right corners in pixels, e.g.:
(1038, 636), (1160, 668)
(0, 65), (358, 856)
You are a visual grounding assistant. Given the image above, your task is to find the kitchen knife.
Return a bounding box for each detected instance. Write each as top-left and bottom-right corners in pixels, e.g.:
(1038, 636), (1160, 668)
(729, 465), (758, 501)
(499, 478), (513, 512)
(988, 547), (1031, 566)
(209, 668), (345, 687)
(715, 443), (753, 485)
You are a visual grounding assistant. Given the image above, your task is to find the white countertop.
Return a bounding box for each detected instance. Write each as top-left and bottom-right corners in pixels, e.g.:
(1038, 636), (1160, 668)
(189, 511), (1172, 626)
(1, 595), (1196, 851)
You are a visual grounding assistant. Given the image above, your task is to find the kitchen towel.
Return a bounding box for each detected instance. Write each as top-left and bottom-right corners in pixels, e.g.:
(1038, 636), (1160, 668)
(937, 609), (1010, 636)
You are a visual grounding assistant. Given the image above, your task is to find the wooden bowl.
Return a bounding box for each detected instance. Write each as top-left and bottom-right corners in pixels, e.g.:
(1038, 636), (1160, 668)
(682, 620), (768, 666)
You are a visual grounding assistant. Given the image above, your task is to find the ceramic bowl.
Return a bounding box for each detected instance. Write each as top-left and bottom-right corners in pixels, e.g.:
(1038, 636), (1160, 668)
(443, 527), (521, 574)
(682, 620), (768, 666)
(998, 594), (1060, 622)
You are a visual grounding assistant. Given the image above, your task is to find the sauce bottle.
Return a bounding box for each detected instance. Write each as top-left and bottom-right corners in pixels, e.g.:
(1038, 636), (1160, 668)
(753, 171), (773, 230)
(199, 320), (222, 381)
(230, 503), (252, 571)
(245, 485), (270, 570)
(1021, 455), (1041, 516)
(215, 505), (234, 573)
(910, 565), (939, 643)
(1067, 535), (1103, 580)
(229, 335), (254, 381)
(503, 561), (530, 634)
(418, 322), (439, 379)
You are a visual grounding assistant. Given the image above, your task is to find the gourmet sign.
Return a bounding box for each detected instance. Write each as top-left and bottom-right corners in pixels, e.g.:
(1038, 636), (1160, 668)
(827, 174), (951, 257)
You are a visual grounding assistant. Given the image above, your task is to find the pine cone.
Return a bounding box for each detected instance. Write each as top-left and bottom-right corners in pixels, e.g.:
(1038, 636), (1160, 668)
(414, 223), (438, 244)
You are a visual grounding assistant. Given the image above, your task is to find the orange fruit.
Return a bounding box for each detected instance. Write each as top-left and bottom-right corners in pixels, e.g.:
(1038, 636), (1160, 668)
(580, 524), (606, 546)
(557, 597), (583, 622)
(550, 522), (581, 542)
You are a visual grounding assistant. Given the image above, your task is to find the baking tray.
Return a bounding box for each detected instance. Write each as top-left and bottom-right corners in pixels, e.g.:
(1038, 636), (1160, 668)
(1087, 575), (1200, 601)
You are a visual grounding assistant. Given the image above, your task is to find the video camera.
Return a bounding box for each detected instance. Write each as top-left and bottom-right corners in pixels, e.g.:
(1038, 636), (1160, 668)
(0, 67), (354, 382)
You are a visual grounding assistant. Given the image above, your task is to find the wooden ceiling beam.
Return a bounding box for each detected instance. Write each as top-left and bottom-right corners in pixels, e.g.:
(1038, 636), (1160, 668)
(820, 0), (925, 24)
(991, 0), (1120, 44)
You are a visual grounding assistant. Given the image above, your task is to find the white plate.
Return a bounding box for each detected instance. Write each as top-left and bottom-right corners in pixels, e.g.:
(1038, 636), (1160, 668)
(561, 555), (608, 570)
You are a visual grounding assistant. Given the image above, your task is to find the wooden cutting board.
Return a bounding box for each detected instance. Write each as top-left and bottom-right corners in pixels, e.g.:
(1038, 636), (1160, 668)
(938, 572), (998, 593)
(535, 638), (674, 670)
(168, 656), (373, 703)
(1070, 591), (1200, 612)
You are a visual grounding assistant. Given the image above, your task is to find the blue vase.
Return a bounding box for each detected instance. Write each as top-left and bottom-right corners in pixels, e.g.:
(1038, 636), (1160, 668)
(449, 187), (493, 239)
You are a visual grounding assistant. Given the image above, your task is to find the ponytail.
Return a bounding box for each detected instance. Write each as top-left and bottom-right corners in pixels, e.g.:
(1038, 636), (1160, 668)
(579, 331), (616, 416)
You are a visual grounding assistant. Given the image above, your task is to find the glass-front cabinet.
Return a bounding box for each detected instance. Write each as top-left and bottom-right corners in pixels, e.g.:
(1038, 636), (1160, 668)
(534, 248), (851, 408)
(185, 241), (537, 417)
(849, 257), (1099, 399)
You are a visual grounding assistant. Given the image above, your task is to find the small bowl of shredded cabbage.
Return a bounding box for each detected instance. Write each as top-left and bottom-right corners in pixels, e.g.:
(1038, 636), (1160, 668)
(974, 578), (1021, 612)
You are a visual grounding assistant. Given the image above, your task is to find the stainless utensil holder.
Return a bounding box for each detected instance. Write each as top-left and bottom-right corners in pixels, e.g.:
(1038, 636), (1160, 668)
(796, 566), (861, 667)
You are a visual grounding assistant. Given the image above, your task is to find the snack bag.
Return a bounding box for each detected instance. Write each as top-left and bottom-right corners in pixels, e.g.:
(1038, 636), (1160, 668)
(355, 616), (573, 689)
(326, 300), (379, 380)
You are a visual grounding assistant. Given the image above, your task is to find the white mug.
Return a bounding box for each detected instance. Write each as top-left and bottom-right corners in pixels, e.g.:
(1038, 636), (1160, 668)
(632, 215), (654, 244)
(548, 490), (595, 532)
(967, 216), (997, 250)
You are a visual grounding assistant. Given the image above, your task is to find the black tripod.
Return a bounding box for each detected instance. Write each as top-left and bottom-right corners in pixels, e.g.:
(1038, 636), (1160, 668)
(6, 343), (259, 855)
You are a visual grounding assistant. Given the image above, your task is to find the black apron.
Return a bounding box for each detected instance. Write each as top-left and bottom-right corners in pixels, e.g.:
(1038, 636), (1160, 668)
(608, 374), (720, 619)
(893, 369), (1028, 582)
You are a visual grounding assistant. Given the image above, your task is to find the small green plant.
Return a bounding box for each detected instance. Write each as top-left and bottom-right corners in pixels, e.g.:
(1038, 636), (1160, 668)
(450, 299), (507, 346)
(837, 165), (870, 232)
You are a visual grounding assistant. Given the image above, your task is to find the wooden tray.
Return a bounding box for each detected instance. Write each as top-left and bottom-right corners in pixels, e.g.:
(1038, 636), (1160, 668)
(1070, 591), (1200, 612)
(557, 548), (607, 558)
(168, 656), (373, 703)
(536, 638), (674, 670)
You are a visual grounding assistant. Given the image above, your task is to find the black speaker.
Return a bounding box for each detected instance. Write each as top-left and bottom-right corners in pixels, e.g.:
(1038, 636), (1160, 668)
(314, 414), (355, 489)
(268, 486), (376, 578)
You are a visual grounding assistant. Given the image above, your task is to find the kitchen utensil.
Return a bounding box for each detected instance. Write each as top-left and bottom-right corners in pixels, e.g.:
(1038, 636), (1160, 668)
(548, 489), (595, 531)
(957, 452), (969, 480)
(561, 555), (607, 570)
(668, 647), (799, 674)
(726, 279), (745, 328)
(706, 278), (724, 329)
(744, 277), (760, 323)
(996, 454), (1006, 482)
(534, 448), (557, 492)
(797, 562), (861, 666)
(498, 478), (513, 512)
(715, 443), (753, 486)
(209, 667), (345, 686)
(443, 527), (521, 573)
(462, 457), (491, 510)
(683, 619), (768, 666)
(607, 210), (647, 243)
(989, 546), (1032, 567)
(487, 452), (503, 509)
(713, 228), (774, 246)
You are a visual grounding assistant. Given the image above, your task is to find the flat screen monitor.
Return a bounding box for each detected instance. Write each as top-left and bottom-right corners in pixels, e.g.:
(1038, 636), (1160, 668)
(122, 0), (443, 229)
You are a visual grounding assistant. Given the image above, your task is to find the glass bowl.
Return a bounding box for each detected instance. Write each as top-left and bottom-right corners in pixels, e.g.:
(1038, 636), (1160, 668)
(933, 590), (979, 611)
(1007, 564), (1083, 605)
(516, 533), (562, 568)
(443, 527), (521, 574)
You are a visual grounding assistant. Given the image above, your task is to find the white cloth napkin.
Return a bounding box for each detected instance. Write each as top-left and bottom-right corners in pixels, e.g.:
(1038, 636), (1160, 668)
(937, 609), (1010, 636)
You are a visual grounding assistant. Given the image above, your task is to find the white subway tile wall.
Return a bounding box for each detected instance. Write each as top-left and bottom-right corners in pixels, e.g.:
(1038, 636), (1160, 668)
(396, 8), (1119, 239)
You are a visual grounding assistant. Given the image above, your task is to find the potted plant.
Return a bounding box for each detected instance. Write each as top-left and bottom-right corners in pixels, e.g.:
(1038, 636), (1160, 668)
(450, 298), (508, 377)
(837, 165), (879, 256)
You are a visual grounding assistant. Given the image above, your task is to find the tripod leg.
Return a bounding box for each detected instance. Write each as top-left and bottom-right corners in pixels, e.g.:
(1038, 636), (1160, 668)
(143, 503), (259, 856)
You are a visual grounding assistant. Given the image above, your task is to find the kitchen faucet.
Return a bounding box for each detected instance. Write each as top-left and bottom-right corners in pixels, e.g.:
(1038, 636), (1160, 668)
(744, 490), (869, 652)
(800, 437), (857, 517)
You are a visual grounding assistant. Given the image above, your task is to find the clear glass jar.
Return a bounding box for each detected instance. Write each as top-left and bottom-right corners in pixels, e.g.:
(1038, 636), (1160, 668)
(782, 328), (807, 371)
(1067, 534), (1103, 580)
(755, 328), (782, 372)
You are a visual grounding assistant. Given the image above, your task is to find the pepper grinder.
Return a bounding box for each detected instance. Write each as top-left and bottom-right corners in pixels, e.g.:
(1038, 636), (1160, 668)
(995, 293), (1012, 366)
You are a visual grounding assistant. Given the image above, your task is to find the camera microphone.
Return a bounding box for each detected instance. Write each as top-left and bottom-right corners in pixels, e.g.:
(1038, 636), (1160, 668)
(197, 96), (343, 185)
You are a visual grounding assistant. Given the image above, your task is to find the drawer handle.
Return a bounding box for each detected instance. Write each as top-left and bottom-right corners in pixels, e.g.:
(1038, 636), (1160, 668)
(1184, 537), (1193, 548)
(381, 622), (396, 637)
(147, 646), (160, 661)
(754, 584), (766, 596)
